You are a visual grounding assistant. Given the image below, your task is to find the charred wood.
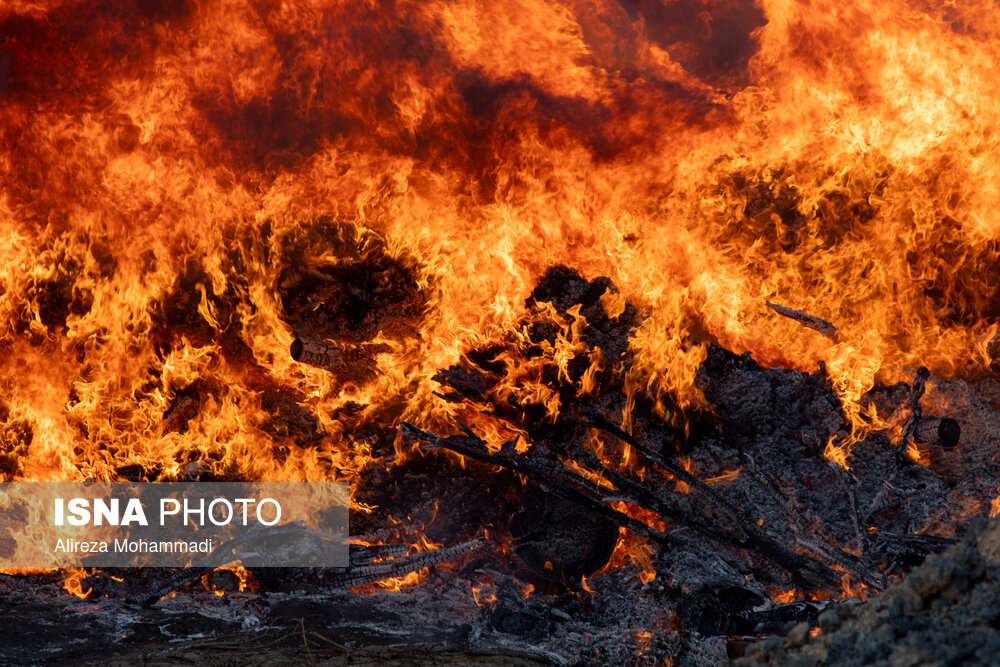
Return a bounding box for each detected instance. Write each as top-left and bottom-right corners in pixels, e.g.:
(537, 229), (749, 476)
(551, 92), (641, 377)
(399, 422), (681, 550)
(323, 538), (484, 589)
(131, 523), (346, 606)
(132, 532), (482, 606)
(161, 385), (200, 435)
(290, 335), (388, 382)
(677, 585), (824, 636)
(866, 367), (930, 521)
(349, 543), (408, 566)
(130, 566), (214, 607)
(402, 422), (841, 590)
(898, 366), (930, 459)
(509, 486), (619, 585)
(765, 301), (839, 340)
(290, 336), (345, 370)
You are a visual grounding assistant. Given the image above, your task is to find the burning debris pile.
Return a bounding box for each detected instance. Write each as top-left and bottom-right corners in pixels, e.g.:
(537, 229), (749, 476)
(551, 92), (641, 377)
(6, 264), (1000, 664)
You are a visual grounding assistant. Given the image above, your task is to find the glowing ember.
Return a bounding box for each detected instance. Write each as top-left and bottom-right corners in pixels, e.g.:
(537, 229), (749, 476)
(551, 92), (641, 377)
(62, 567), (91, 599)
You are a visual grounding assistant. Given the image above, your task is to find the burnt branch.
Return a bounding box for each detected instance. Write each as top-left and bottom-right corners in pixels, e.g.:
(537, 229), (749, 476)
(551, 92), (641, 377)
(765, 301), (839, 340)
(131, 522), (346, 606)
(402, 422), (841, 591)
(349, 543), (408, 566)
(866, 367), (930, 522)
(290, 337), (345, 370)
(898, 367), (930, 458)
(324, 538), (484, 589)
(129, 566), (215, 608)
(399, 422), (680, 550)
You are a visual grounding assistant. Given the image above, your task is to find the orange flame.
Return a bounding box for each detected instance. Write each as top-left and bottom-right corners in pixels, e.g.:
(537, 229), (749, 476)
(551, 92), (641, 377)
(62, 568), (91, 599)
(1, 0), (1000, 593)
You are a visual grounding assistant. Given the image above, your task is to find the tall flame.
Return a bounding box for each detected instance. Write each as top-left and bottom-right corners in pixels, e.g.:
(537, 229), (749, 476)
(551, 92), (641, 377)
(0, 1), (997, 499)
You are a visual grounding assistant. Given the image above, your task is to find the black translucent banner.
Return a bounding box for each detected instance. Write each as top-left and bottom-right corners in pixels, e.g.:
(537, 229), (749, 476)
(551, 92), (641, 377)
(0, 483), (349, 567)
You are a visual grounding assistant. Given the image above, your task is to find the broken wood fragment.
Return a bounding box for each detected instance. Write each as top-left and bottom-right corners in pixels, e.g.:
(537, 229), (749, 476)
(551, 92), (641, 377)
(866, 367), (931, 522)
(509, 485), (618, 585)
(131, 523), (347, 606)
(324, 538), (485, 589)
(349, 542), (408, 566)
(130, 566), (214, 607)
(290, 335), (387, 382)
(898, 367), (930, 457)
(132, 527), (480, 606)
(400, 421), (681, 550)
(827, 460), (873, 578)
(765, 301), (839, 340)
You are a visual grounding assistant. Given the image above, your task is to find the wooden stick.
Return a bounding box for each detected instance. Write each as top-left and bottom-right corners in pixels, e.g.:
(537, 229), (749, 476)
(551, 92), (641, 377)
(400, 422), (680, 550)
(131, 523), (346, 606)
(564, 443), (841, 589)
(867, 367), (929, 522)
(766, 301), (839, 340)
(349, 543), (408, 566)
(403, 421), (841, 590)
(832, 463), (873, 574)
(898, 367), (930, 457)
(325, 539), (484, 588)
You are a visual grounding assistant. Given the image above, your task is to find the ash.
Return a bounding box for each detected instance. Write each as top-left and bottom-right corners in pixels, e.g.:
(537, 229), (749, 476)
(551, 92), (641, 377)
(739, 517), (1000, 666)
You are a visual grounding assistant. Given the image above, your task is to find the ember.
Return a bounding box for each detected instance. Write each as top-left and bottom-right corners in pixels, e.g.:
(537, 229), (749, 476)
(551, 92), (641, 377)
(3, 0), (1000, 663)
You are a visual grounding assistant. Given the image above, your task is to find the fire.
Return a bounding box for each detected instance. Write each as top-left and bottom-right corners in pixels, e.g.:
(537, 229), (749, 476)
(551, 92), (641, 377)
(374, 568), (426, 592)
(596, 529), (658, 585)
(471, 582), (499, 607)
(62, 567), (91, 599)
(673, 457), (695, 494)
(3, 0), (1000, 599)
(350, 533), (444, 591)
(705, 468), (741, 485)
(824, 435), (852, 471)
(772, 589), (798, 604)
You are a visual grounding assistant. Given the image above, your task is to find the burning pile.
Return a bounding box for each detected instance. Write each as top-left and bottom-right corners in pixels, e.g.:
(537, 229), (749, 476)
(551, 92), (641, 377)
(4, 0), (1000, 663)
